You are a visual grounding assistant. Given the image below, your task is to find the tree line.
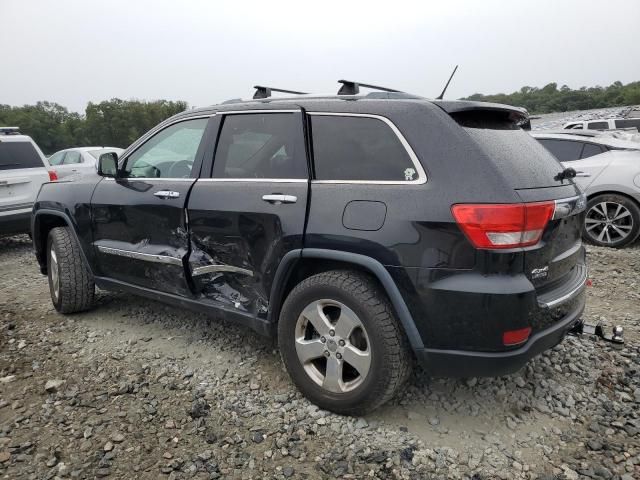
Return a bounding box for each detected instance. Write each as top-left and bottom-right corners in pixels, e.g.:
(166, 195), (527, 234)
(463, 80), (640, 114)
(0, 99), (187, 155)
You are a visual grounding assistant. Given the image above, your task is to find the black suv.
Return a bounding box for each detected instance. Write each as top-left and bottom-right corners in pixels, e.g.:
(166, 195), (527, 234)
(32, 84), (587, 415)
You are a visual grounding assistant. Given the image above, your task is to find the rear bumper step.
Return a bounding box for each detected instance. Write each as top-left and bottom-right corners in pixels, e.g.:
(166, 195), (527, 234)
(414, 301), (584, 377)
(537, 263), (588, 309)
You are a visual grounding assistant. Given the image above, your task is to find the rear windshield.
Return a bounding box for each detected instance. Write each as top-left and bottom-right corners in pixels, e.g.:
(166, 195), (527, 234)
(0, 141), (44, 170)
(461, 124), (566, 189)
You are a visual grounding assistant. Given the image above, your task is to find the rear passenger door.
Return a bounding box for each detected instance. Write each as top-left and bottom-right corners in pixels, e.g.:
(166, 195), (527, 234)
(187, 110), (309, 317)
(303, 112), (426, 266)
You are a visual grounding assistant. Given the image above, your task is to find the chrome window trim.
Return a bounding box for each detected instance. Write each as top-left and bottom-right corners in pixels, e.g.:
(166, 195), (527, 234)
(192, 264), (254, 277)
(217, 109), (299, 115)
(96, 245), (183, 266)
(197, 178), (307, 183)
(101, 177), (195, 182)
(307, 111), (427, 185)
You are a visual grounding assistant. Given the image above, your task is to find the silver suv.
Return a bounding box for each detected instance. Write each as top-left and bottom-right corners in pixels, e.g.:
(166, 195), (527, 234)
(0, 127), (53, 236)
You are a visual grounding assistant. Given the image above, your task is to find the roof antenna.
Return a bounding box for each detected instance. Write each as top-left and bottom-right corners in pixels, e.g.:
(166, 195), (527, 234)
(435, 65), (458, 100)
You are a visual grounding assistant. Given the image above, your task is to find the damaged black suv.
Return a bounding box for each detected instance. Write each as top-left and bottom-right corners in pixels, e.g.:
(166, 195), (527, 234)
(32, 83), (587, 415)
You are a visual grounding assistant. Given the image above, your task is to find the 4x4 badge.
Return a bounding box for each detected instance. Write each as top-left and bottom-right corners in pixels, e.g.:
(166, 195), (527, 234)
(531, 266), (549, 280)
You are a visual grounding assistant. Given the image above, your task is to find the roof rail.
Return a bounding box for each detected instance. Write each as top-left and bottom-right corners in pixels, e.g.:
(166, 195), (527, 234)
(253, 86), (308, 99)
(0, 126), (20, 135)
(337, 80), (402, 96)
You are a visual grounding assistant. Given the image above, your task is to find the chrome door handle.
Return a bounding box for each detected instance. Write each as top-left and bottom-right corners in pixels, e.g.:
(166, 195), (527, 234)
(154, 190), (180, 199)
(574, 172), (591, 178)
(262, 194), (297, 204)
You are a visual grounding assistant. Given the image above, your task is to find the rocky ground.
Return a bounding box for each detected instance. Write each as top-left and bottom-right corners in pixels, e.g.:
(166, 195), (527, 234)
(0, 234), (638, 480)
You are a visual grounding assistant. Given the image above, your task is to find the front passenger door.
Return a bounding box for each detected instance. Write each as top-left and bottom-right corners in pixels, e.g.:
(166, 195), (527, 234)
(91, 116), (212, 296)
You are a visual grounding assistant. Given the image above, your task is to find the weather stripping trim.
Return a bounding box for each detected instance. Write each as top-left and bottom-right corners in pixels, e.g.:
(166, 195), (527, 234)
(191, 264), (254, 277)
(307, 112), (427, 185)
(96, 246), (183, 266)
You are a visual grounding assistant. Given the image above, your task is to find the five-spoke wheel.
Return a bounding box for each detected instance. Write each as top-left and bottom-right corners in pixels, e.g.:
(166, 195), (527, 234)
(278, 270), (411, 415)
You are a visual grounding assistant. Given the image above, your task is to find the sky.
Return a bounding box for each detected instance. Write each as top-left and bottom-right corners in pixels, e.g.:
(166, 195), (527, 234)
(2, 0), (640, 112)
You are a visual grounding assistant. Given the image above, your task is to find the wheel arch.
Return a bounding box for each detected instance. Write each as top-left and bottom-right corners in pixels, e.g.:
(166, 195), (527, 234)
(32, 210), (91, 276)
(586, 189), (640, 207)
(268, 248), (424, 350)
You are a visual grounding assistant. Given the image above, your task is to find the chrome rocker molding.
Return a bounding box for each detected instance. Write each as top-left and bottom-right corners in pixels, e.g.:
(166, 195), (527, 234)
(96, 245), (183, 266)
(192, 264), (254, 277)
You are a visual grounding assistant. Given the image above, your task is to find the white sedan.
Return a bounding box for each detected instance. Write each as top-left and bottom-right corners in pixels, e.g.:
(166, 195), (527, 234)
(48, 147), (123, 179)
(533, 130), (640, 248)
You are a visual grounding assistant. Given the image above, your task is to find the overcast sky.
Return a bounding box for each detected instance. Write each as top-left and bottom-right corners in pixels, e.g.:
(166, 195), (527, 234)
(2, 0), (640, 112)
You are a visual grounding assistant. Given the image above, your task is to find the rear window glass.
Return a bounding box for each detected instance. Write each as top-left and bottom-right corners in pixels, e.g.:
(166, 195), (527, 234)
(311, 116), (416, 181)
(537, 139), (583, 161)
(0, 141), (44, 170)
(462, 127), (564, 189)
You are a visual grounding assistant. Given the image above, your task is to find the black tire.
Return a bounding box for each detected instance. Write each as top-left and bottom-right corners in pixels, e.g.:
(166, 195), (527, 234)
(583, 194), (640, 248)
(278, 270), (411, 415)
(47, 227), (95, 313)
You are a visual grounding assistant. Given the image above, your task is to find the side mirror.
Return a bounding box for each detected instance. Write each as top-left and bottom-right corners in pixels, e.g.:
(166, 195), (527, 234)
(97, 152), (118, 177)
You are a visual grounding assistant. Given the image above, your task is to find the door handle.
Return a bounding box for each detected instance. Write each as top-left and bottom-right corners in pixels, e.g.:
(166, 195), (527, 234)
(574, 172), (591, 178)
(154, 190), (180, 199)
(262, 194), (297, 204)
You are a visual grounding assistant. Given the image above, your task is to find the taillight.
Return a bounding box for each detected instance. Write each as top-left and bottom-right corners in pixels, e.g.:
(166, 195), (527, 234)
(503, 327), (532, 346)
(451, 202), (555, 249)
(48, 170), (58, 181)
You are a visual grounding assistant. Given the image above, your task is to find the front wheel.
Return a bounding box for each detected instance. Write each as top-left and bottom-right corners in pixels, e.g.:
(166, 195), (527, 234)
(278, 270), (411, 415)
(47, 227), (95, 313)
(583, 194), (640, 248)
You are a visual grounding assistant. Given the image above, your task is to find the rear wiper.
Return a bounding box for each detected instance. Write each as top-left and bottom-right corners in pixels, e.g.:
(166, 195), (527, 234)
(554, 167), (577, 182)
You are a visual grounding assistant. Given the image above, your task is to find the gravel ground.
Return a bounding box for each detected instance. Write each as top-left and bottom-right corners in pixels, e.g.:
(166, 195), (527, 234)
(0, 234), (638, 480)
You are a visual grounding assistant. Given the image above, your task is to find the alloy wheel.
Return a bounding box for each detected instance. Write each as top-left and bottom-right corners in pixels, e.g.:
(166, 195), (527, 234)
(294, 299), (371, 394)
(585, 201), (634, 245)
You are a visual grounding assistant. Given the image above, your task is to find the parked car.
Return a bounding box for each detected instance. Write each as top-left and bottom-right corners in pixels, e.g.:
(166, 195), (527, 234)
(563, 118), (640, 131)
(47, 147), (124, 179)
(32, 85), (587, 414)
(0, 127), (55, 236)
(533, 131), (640, 248)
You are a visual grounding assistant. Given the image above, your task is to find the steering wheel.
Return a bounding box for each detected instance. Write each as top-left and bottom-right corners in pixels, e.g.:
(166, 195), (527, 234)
(168, 160), (193, 178)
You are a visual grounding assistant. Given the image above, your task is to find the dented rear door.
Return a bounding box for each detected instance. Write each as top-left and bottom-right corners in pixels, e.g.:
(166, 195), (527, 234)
(187, 110), (309, 317)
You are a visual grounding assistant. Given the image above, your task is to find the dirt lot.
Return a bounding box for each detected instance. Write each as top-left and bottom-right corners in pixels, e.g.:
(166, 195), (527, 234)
(0, 235), (638, 480)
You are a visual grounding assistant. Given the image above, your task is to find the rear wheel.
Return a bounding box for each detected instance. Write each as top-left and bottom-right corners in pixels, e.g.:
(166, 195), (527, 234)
(278, 270), (411, 415)
(583, 194), (640, 248)
(47, 227), (95, 313)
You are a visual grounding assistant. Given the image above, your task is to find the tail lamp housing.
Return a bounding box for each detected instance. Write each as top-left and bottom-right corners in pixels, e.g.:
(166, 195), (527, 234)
(48, 170), (58, 181)
(451, 201), (556, 249)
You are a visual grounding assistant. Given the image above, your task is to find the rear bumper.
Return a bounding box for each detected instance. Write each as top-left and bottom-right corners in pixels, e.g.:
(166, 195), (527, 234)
(0, 210), (31, 236)
(414, 297), (584, 377)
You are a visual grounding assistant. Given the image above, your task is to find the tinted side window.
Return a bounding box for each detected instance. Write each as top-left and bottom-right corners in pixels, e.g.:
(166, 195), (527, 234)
(48, 151), (65, 166)
(587, 121), (609, 130)
(581, 143), (604, 159)
(614, 119), (640, 130)
(63, 151), (82, 164)
(537, 139), (583, 162)
(311, 115), (416, 181)
(124, 118), (208, 178)
(0, 142), (44, 170)
(213, 113), (306, 179)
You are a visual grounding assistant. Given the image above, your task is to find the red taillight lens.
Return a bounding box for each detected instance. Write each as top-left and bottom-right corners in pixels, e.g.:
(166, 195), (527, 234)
(48, 170), (58, 181)
(503, 327), (532, 346)
(451, 202), (555, 249)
